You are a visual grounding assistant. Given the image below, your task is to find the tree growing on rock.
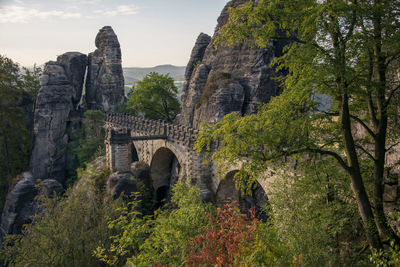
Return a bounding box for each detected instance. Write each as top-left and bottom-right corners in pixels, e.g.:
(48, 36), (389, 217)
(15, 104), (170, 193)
(123, 72), (181, 123)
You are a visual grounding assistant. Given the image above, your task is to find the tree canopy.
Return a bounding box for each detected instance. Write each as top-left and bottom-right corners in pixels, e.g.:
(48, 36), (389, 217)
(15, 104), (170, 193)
(0, 55), (41, 209)
(123, 72), (181, 123)
(195, 0), (400, 251)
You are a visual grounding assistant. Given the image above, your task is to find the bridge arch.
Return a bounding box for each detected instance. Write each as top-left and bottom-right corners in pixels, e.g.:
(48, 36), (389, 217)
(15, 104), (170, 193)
(216, 170), (269, 221)
(150, 147), (182, 207)
(130, 143), (139, 162)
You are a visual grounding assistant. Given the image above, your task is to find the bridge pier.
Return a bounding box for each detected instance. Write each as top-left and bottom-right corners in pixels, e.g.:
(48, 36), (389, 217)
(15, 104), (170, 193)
(105, 129), (131, 172)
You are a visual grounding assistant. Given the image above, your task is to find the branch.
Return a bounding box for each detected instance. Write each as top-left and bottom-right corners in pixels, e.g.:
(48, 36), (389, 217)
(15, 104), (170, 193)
(344, 1), (357, 42)
(385, 84), (400, 108)
(307, 148), (349, 171)
(366, 51), (379, 129)
(355, 144), (376, 161)
(321, 111), (377, 139)
(386, 141), (400, 152)
(269, 34), (334, 62)
(281, 147), (349, 172)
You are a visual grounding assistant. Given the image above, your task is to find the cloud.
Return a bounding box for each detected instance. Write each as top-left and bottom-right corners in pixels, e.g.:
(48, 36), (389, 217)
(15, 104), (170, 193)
(94, 4), (139, 17)
(85, 0), (101, 4)
(0, 5), (81, 23)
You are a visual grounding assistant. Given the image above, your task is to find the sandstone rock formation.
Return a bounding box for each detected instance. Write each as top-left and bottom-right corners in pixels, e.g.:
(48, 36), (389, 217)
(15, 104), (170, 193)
(85, 26), (125, 112)
(29, 52), (87, 183)
(0, 172), (63, 236)
(178, 0), (289, 128)
(107, 172), (138, 199)
(1, 26), (128, 239)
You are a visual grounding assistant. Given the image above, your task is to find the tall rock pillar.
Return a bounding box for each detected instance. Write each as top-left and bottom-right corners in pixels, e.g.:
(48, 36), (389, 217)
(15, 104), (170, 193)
(30, 52), (87, 183)
(85, 26), (125, 112)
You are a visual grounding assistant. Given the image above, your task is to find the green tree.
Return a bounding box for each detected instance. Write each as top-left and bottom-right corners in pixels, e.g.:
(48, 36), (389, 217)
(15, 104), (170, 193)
(75, 110), (105, 166)
(66, 110), (105, 181)
(123, 72), (181, 122)
(0, 56), (33, 209)
(195, 0), (400, 250)
(20, 65), (42, 100)
(95, 183), (214, 266)
(3, 159), (124, 267)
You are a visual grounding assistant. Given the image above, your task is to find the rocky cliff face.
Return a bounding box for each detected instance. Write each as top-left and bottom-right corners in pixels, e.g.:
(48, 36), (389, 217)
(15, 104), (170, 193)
(178, 0), (289, 128)
(1, 53), (87, 237)
(85, 26), (125, 112)
(30, 52), (87, 183)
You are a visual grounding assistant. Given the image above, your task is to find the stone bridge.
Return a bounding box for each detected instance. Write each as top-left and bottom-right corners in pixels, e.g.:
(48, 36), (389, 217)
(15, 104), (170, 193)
(105, 113), (269, 212)
(105, 113), (214, 200)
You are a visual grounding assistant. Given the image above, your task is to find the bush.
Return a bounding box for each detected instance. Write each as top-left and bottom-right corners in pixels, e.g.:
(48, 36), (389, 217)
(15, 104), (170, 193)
(3, 159), (124, 267)
(95, 183), (214, 266)
(186, 200), (258, 266)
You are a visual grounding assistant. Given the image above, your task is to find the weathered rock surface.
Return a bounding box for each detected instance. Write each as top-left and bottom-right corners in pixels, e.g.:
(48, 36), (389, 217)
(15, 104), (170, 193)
(178, 0), (289, 128)
(130, 161), (151, 188)
(183, 33), (211, 94)
(0, 173), (36, 236)
(29, 52), (87, 183)
(85, 26), (125, 112)
(107, 172), (138, 200)
(0, 172), (63, 237)
(40, 179), (64, 197)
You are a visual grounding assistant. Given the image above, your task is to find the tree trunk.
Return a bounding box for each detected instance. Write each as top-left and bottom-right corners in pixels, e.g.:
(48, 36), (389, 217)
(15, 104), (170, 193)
(371, 32), (400, 242)
(340, 93), (383, 249)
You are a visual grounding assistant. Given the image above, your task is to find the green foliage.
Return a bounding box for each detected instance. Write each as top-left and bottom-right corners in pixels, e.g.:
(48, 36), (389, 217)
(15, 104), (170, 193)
(20, 65), (42, 99)
(122, 72), (181, 122)
(197, 0), (400, 250)
(239, 221), (291, 266)
(0, 55), (39, 210)
(3, 159), (124, 267)
(94, 193), (151, 266)
(268, 158), (370, 266)
(371, 240), (400, 266)
(96, 183), (214, 266)
(67, 110), (105, 181)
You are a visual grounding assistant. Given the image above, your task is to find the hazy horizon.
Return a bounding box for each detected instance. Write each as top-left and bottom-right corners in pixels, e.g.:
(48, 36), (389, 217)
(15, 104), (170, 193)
(0, 0), (228, 68)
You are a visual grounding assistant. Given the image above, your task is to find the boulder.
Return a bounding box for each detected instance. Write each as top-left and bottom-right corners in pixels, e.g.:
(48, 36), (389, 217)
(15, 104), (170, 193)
(0, 172), (37, 236)
(40, 179), (64, 197)
(85, 26), (125, 112)
(107, 172), (138, 200)
(130, 161), (151, 189)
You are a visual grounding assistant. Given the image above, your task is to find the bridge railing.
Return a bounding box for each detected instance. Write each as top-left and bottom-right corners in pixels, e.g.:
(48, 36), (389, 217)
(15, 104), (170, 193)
(105, 113), (199, 146)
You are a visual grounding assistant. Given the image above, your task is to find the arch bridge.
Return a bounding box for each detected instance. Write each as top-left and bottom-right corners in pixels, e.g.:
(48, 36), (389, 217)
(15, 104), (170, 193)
(105, 113), (269, 208)
(105, 113), (213, 200)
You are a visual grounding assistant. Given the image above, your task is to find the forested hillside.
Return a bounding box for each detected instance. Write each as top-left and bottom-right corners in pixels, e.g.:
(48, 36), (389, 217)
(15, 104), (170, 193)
(1, 0), (400, 266)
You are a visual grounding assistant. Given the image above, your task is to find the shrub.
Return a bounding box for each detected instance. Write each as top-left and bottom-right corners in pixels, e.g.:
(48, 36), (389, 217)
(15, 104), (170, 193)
(3, 160), (125, 267)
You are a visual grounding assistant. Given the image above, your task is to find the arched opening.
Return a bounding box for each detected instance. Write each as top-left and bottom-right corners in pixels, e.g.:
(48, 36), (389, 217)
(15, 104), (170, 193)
(150, 147), (181, 208)
(216, 171), (268, 221)
(131, 143), (139, 162)
(216, 171), (241, 204)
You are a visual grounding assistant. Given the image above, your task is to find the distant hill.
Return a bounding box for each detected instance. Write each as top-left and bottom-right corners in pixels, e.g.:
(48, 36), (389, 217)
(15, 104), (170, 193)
(123, 64), (185, 85)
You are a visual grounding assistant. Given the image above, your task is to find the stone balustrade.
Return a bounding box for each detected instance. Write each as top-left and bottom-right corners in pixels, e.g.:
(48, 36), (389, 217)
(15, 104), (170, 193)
(105, 113), (199, 147)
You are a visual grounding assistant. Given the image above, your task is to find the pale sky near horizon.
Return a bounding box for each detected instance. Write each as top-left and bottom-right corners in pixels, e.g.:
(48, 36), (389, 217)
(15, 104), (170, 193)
(0, 0), (229, 68)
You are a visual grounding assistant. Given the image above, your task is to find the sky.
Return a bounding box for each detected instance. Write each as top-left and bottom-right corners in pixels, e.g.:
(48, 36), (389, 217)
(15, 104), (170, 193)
(0, 0), (229, 67)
